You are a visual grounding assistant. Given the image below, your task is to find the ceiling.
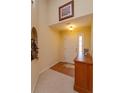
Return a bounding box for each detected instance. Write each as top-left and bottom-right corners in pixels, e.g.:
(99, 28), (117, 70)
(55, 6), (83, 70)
(50, 14), (92, 31)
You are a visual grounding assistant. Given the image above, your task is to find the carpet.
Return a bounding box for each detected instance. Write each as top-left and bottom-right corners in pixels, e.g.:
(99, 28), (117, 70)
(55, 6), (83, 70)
(34, 69), (78, 93)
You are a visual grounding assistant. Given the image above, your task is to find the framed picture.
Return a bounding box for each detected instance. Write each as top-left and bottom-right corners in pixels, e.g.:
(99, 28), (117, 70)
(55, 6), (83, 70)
(59, 1), (74, 21)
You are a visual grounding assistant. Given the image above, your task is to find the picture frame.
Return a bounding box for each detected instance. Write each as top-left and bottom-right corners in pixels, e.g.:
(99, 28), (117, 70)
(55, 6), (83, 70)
(59, 1), (74, 21)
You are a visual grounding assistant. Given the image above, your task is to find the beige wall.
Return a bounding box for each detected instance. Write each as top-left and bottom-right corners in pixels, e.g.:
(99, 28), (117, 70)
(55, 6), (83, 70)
(31, 0), (39, 92)
(59, 26), (91, 62)
(31, 0), (39, 28)
(31, 0), (61, 93)
(47, 0), (93, 25)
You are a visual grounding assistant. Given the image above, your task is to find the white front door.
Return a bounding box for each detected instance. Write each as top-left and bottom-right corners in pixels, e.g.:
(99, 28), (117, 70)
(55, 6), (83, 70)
(63, 33), (78, 64)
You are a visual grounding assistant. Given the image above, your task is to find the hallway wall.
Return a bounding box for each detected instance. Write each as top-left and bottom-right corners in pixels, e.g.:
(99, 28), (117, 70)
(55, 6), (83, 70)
(31, 0), (61, 92)
(31, 0), (39, 92)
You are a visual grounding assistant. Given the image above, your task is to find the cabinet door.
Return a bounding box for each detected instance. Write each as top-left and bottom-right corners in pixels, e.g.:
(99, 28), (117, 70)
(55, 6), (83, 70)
(86, 64), (93, 91)
(75, 62), (87, 89)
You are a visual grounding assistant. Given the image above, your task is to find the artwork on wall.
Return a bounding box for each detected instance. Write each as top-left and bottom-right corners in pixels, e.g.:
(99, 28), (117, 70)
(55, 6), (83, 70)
(59, 0), (74, 21)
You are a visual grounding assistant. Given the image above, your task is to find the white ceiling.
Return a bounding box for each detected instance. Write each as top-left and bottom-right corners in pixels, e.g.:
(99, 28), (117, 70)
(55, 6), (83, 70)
(50, 14), (92, 31)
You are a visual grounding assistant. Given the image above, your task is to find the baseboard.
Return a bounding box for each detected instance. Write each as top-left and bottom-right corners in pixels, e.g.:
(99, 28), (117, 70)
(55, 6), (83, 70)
(39, 61), (59, 74)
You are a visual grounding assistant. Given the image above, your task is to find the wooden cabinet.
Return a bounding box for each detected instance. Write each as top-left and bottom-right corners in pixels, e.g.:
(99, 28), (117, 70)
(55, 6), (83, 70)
(74, 52), (93, 93)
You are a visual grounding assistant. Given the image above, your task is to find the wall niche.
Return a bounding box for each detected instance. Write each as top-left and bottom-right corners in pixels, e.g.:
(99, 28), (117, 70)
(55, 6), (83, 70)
(31, 27), (38, 60)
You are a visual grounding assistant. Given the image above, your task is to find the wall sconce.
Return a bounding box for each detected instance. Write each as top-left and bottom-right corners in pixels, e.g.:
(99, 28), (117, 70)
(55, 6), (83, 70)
(32, 0), (36, 7)
(32, 0), (34, 4)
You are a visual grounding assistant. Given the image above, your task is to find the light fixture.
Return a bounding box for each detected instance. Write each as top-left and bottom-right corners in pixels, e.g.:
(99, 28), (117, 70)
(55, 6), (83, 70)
(69, 25), (74, 30)
(32, 0), (36, 7)
(67, 24), (76, 31)
(32, 0), (34, 4)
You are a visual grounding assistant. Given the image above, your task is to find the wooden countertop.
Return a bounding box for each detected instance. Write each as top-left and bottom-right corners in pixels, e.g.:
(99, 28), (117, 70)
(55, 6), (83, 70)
(74, 52), (93, 64)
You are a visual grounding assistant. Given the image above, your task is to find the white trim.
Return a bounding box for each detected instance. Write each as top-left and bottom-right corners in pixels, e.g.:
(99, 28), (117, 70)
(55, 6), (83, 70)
(39, 61), (59, 74)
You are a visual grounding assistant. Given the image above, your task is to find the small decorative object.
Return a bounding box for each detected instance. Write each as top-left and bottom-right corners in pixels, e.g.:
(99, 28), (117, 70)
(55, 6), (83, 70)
(84, 48), (89, 56)
(59, 0), (74, 21)
(31, 39), (38, 60)
(31, 27), (38, 60)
